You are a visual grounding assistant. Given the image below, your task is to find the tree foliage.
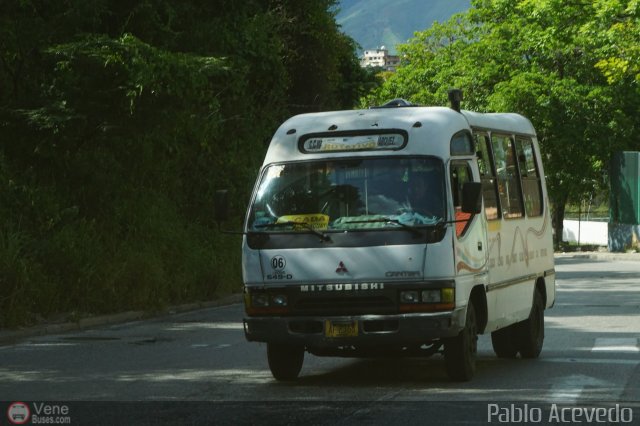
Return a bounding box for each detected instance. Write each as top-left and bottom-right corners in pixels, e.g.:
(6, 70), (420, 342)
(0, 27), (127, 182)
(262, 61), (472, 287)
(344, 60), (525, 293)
(364, 0), (640, 245)
(0, 0), (370, 326)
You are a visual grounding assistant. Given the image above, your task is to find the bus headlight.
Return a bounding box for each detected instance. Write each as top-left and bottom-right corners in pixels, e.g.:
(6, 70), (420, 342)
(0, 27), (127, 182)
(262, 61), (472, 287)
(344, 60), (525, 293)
(400, 290), (420, 303)
(399, 287), (455, 313)
(245, 290), (290, 316)
(421, 289), (441, 303)
(252, 293), (270, 307)
(271, 294), (288, 307)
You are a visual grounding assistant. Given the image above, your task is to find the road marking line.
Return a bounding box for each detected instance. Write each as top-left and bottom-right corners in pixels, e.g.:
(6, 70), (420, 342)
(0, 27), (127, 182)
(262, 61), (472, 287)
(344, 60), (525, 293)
(167, 322), (243, 331)
(548, 374), (616, 404)
(217, 344), (232, 349)
(592, 338), (639, 353)
(542, 357), (639, 365)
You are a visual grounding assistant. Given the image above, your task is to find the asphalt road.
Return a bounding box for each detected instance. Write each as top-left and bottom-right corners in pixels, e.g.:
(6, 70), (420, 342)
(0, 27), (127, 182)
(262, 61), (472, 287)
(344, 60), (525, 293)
(1, 255), (639, 425)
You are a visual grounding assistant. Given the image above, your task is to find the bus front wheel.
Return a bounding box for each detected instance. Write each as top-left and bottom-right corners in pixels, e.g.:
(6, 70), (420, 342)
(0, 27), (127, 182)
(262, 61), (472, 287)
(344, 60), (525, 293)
(267, 343), (305, 381)
(444, 303), (478, 381)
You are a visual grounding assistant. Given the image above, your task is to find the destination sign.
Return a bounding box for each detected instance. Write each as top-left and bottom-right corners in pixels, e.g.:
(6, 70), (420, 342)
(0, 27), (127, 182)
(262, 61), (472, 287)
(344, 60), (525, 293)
(301, 133), (406, 153)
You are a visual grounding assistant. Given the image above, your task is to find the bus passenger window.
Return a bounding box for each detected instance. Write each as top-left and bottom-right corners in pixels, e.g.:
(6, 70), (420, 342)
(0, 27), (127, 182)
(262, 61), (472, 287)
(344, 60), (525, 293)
(515, 137), (543, 217)
(475, 133), (500, 220)
(491, 134), (524, 219)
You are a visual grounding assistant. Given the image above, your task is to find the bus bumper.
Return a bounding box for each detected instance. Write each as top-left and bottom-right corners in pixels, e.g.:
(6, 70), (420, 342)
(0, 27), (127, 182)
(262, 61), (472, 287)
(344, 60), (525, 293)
(243, 308), (466, 348)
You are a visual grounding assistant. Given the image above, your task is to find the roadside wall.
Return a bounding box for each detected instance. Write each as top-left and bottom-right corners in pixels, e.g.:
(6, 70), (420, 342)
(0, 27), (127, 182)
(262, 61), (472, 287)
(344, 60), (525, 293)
(563, 219), (640, 252)
(562, 219), (608, 246)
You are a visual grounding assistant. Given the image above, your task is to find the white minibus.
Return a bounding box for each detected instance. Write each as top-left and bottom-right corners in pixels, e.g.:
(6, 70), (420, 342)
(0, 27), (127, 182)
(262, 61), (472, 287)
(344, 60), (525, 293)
(218, 91), (555, 381)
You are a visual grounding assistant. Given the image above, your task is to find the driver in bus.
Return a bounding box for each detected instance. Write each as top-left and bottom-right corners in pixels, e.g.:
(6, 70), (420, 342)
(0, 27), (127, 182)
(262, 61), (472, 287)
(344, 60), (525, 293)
(406, 171), (443, 219)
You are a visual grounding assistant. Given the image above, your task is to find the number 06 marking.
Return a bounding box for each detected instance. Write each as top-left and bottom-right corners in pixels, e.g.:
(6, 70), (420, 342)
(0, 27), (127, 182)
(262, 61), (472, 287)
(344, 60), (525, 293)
(271, 255), (286, 271)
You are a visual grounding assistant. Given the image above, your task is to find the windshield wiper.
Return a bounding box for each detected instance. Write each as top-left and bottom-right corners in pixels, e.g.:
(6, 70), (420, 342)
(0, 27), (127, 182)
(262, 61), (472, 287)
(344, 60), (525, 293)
(254, 221), (331, 242)
(343, 217), (423, 235)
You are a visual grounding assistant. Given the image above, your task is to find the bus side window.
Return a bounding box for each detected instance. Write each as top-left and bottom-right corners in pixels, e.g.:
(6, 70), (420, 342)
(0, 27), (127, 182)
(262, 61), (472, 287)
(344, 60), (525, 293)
(475, 133), (500, 220)
(515, 137), (543, 217)
(450, 162), (474, 237)
(491, 134), (524, 219)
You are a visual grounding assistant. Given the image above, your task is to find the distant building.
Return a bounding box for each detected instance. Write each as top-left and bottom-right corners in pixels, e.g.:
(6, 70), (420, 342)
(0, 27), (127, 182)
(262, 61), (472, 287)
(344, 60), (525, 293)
(360, 46), (400, 72)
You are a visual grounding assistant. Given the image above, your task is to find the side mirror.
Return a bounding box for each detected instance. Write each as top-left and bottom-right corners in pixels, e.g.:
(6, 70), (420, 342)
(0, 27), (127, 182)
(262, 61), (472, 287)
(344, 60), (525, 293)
(461, 182), (482, 214)
(215, 189), (230, 223)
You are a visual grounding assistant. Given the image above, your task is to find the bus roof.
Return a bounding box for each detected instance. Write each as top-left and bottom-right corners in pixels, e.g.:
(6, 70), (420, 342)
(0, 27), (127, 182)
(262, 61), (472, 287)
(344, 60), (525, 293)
(461, 110), (536, 136)
(262, 107), (536, 166)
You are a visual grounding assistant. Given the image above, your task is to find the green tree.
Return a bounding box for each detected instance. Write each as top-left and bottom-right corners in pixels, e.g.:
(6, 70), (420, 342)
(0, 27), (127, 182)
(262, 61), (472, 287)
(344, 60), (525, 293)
(0, 0), (370, 326)
(364, 0), (640, 246)
(267, 0), (370, 113)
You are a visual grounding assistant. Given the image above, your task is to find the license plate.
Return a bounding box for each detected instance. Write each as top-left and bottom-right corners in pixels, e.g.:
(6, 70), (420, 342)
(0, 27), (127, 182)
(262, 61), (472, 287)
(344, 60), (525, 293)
(325, 320), (358, 338)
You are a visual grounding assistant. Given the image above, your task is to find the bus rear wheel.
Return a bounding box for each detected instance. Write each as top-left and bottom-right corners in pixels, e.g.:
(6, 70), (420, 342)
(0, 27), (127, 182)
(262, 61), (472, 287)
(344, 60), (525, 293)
(267, 343), (305, 381)
(491, 324), (519, 358)
(517, 289), (545, 358)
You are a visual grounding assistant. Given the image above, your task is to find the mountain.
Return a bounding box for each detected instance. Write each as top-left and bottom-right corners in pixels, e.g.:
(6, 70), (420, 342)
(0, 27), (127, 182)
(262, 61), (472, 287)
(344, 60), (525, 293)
(336, 0), (470, 54)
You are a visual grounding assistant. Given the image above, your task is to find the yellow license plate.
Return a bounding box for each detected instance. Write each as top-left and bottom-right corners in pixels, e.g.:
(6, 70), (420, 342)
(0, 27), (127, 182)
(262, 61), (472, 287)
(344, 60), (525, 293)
(325, 320), (358, 338)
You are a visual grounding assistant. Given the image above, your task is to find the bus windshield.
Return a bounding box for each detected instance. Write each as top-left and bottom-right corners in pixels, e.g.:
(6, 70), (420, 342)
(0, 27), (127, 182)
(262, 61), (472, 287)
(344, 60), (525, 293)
(247, 157), (446, 233)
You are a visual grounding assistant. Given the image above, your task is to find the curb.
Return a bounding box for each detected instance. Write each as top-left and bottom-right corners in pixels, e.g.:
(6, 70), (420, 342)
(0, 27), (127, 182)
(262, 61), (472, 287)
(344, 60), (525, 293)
(555, 252), (640, 262)
(0, 293), (243, 345)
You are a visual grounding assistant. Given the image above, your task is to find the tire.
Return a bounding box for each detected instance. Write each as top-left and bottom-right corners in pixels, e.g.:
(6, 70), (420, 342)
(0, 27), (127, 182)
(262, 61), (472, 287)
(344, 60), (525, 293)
(517, 289), (545, 358)
(267, 343), (305, 381)
(444, 303), (478, 381)
(491, 324), (519, 358)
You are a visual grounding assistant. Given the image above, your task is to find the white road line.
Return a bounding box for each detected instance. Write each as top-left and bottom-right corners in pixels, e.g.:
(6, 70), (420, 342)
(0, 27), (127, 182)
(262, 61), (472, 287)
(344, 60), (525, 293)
(545, 339), (638, 405)
(190, 343), (232, 349)
(166, 322), (243, 331)
(592, 338), (639, 353)
(542, 357), (639, 366)
(548, 375), (615, 404)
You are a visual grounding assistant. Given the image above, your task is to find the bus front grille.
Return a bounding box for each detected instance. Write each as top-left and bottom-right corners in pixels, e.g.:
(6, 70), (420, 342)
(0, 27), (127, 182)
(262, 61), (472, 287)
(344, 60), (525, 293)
(291, 296), (395, 316)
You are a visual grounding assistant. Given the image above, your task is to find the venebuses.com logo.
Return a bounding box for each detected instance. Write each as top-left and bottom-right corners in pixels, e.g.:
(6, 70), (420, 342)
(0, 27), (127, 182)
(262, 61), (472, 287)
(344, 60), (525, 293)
(7, 402), (30, 425)
(6, 401), (72, 425)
